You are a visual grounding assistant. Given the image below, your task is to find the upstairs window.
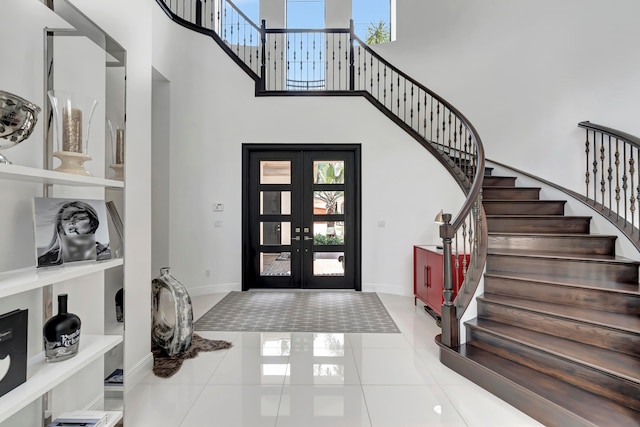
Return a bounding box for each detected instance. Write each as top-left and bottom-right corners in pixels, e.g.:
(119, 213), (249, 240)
(286, 0), (325, 28)
(353, 0), (394, 44)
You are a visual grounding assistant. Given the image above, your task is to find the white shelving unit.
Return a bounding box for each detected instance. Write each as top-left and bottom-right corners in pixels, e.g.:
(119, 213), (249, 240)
(0, 2), (128, 424)
(0, 259), (123, 300)
(0, 335), (122, 424)
(0, 163), (123, 188)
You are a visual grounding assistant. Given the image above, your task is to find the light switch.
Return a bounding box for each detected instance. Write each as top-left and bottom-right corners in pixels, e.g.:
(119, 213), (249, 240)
(213, 203), (224, 212)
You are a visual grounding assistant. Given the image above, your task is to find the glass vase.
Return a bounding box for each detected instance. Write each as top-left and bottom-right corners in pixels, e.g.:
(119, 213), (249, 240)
(47, 90), (98, 176)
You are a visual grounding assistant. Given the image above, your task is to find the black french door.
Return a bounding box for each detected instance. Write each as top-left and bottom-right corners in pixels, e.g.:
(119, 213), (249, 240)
(242, 145), (361, 290)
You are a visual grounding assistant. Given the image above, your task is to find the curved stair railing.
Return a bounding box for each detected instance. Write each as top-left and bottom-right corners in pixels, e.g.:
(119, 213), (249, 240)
(579, 121), (640, 251)
(155, 0), (487, 347)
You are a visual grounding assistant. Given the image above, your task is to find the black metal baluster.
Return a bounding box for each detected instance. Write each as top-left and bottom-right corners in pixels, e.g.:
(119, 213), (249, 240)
(600, 132), (606, 208)
(623, 143), (628, 222)
(375, 57), (379, 99)
(410, 84), (414, 130)
(608, 135), (613, 214)
(592, 132), (598, 203)
(630, 148), (636, 229)
(430, 98), (434, 141)
(403, 80), (407, 123)
(585, 129), (590, 199)
(389, 70), (393, 111)
(436, 102), (441, 148)
(260, 20), (266, 91)
(615, 138), (621, 219)
(383, 66), (387, 107)
(423, 94), (427, 138)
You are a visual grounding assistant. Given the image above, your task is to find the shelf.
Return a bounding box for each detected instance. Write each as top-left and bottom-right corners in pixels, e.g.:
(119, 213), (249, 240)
(0, 334), (123, 424)
(0, 163), (124, 188)
(105, 411), (123, 427)
(0, 259), (124, 299)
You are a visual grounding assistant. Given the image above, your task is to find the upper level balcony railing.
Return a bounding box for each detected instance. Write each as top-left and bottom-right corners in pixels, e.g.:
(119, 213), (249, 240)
(155, 0), (487, 348)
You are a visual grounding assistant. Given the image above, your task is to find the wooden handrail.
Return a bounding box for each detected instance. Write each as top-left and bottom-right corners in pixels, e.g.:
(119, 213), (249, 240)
(578, 121), (640, 149)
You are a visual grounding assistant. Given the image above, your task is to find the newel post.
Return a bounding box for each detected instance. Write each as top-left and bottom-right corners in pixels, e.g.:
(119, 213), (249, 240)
(260, 19), (267, 92)
(349, 19), (355, 91)
(440, 213), (459, 347)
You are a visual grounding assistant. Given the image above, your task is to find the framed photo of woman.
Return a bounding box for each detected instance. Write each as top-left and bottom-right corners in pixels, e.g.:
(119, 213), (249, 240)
(33, 197), (111, 268)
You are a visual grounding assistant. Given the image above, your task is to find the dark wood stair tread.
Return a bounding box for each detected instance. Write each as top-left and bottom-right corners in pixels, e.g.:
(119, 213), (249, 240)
(488, 248), (640, 264)
(484, 272), (640, 295)
(466, 318), (640, 383)
(484, 199), (567, 203)
(488, 232), (617, 239)
(443, 341), (640, 427)
(479, 293), (640, 333)
(487, 214), (592, 220)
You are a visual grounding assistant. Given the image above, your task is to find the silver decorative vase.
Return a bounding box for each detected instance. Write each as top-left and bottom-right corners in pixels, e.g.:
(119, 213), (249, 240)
(0, 90), (41, 164)
(151, 267), (194, 356)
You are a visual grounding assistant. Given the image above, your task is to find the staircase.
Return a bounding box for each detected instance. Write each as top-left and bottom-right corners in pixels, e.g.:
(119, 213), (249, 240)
(439, 169), (640, 427)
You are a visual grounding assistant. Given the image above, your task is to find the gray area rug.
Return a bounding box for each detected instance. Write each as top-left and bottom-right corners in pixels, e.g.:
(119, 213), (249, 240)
(194, 291), (400, 333)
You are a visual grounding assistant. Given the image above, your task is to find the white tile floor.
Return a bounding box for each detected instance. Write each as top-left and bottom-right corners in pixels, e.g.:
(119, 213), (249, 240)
(125, 293), (544, 426)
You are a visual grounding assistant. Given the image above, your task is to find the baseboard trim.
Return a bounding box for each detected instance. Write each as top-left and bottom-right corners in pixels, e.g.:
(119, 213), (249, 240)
(189, 283), (410, 297)
(363, 282), (412, 297)
(189, 283), (240, 297)
(125, 352), (153, 393)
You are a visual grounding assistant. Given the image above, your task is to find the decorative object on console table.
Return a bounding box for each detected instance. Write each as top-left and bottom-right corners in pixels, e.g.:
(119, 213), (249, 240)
(47, 90), (97, 176)
(413, 245), (469, 324)
(43, 294), (81, 362)
(107, 119), (124, 181)
(0, 90), (41, 164)
(0, 309), (28, 398)
(151, 267), (194, 356)
(33, 197), (111, 268)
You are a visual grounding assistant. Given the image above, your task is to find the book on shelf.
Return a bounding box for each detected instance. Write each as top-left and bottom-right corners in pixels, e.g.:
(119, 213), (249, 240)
(47, 410), (108, 427)
(104, 368), (123, 385)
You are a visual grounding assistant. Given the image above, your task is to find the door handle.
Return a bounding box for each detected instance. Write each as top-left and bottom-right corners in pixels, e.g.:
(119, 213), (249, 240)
(292, 236), (301, 241)
(304, 236), (313, 241)
(425, 266), (431, 288)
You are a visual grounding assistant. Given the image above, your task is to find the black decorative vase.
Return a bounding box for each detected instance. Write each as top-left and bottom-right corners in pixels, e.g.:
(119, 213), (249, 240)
(115, 288), (124, 323)
(43, 294), (81, 362)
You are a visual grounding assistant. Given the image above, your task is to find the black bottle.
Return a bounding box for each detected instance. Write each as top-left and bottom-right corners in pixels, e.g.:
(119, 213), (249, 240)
(43, 294), (81, 362)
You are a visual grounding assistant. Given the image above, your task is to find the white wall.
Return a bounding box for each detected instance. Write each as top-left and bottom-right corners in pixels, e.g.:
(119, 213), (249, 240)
(375, 0), (640, 196)
(152, 6), (464, 297)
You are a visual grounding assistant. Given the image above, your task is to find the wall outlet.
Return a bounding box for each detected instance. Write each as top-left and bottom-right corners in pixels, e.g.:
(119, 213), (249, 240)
(378, 220), (386, 228)
(205, 269), (211, 277)
(214, 220), (223, 228)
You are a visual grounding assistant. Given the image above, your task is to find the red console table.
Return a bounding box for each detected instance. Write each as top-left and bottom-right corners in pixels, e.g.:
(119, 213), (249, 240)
(414, 245), (469, 323)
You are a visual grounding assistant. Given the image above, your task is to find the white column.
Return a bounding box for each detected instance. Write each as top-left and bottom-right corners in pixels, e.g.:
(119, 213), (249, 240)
(260, 0), (286, 27)
(325, 0), (352, 28)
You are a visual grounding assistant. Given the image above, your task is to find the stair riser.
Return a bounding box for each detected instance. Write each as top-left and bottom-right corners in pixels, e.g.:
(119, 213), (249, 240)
(483, 188), (540, 200)
(478, 301), (640, 357)
(484, 201), (565, 215)
(486, 217), (591, 234)
(483, 176), (516, 187)
(484, 277), (640, 315)
(487, 254), (639, 282)
(488, 234), (616, 256)
(467, 327), (640, 411)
